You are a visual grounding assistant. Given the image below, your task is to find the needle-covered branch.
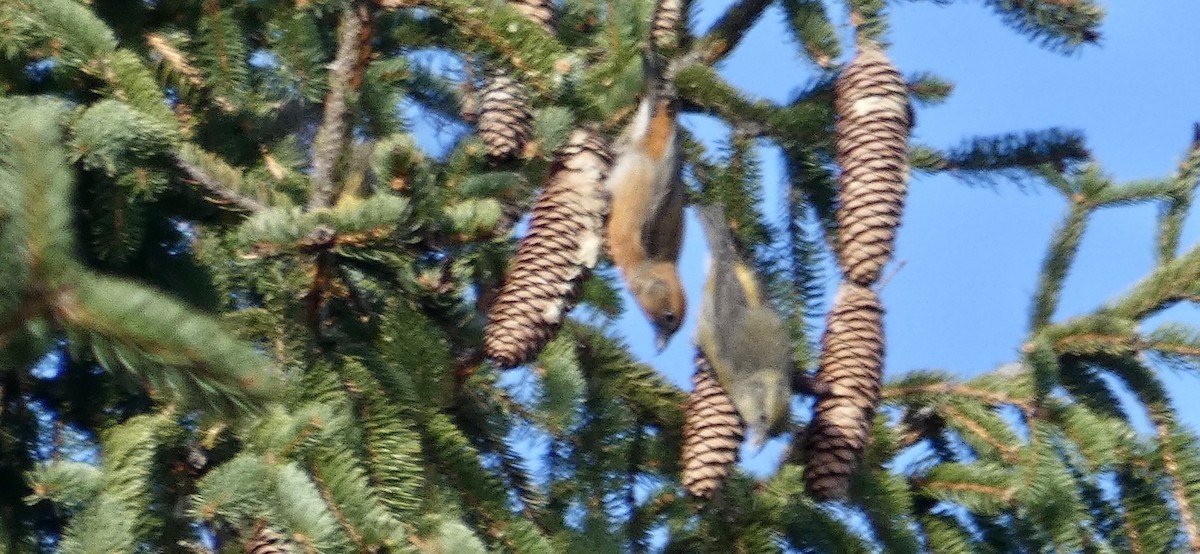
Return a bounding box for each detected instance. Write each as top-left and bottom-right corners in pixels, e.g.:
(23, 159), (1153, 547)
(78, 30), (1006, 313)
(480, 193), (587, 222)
(174, 150), (266, 213)
(692, 0), (774, 64)
(1030, 201), (1089, 330)
(780, 0), (840, 68)
(1156, 126), (1200, 264)
(982, 0), (1104, 53)
(911, 128), (1090, 186)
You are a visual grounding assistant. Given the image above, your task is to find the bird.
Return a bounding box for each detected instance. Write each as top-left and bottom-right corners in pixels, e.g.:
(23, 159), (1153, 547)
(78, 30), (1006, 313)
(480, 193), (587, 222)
(694, 203), (792, 449)
(604, 76), (687, 352)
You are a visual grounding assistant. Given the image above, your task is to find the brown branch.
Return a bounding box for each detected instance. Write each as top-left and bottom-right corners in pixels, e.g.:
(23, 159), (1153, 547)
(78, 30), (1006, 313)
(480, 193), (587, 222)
(926, 481), (1015, 503)
(895, 423), (924, 450)
(307, 5), (365, 210)
(308, 464), (367, 551)
(884, 383), (1035, 417)
(939, 404), (1021, 464)
(1053, 331), (1200, 359)
(1153, 415), (1200, 550)
(1052, 333), (1136, 355)
(1119, 487), (1145, 554)
(348, 4), (375, 91)
(174, 154), (266, 213)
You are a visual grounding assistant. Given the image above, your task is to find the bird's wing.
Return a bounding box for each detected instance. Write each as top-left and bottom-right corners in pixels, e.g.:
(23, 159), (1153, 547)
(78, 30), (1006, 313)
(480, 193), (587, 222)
(696, 204), (753, 361)
(642, 145), (685, 260)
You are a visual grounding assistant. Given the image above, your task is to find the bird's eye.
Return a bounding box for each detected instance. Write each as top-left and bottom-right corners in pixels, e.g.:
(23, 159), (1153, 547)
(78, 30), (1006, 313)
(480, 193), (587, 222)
(661, 312), (677, 325)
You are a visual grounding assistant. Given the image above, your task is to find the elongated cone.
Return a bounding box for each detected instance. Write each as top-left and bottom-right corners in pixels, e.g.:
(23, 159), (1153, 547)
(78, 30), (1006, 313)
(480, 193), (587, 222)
(682, 352), (744, 498)
(484, 129), (612, 368)
(651, 0), (683, 50)
(805, 283), (884, 500)
(245, 524), (295, 554)
(834, 44), (911, 286)
(477, 74), (534, 161)
(510, 0), (556, 34)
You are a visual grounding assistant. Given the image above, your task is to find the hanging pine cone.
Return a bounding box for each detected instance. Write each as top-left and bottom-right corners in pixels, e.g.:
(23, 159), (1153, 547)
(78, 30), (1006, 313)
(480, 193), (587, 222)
(804, 282), (884, 501)
(834, 44), (912, 286)
(509, 0), (556, 34)
(477, 73), (534, 161)
(681, 352), (744, 499)
(651, 0), (683, 50)
(484, 129), (612, 368)
(245, 524), (296, 554)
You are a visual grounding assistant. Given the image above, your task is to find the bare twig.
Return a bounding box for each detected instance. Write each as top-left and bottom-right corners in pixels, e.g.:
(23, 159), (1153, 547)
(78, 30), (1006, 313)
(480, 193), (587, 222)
(308, 5), (366, 210)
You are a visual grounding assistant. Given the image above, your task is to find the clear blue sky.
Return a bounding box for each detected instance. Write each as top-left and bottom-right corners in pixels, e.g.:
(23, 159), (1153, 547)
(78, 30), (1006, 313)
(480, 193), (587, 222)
(607, 0), (1200, 473)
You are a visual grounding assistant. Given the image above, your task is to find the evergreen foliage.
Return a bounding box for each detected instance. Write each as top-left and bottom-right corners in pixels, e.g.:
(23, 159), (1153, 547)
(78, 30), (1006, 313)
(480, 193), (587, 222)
(2, 0), (1199, 552)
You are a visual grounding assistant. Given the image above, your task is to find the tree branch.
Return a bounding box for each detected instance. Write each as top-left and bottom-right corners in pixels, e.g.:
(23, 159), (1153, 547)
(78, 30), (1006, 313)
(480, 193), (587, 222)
(174, 154), (265, 213)
(693, 0), (773, 64)
(1031, 201), (1090, 330)
(308, 5), (366, 211)
(1154, 415), (1200, 551)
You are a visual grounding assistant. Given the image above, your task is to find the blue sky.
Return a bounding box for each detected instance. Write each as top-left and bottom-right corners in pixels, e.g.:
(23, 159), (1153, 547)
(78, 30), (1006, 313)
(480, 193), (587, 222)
(605, 0), (1200, 472)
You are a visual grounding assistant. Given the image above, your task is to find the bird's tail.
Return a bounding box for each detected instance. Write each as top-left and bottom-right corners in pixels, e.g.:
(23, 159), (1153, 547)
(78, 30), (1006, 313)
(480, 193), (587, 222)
(695, 203), (739, 263)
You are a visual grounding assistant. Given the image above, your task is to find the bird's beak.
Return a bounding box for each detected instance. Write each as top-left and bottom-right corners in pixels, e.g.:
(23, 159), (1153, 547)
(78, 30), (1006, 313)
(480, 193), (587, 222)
(747, 428), (769, 454)
(655, 333), (670, 353)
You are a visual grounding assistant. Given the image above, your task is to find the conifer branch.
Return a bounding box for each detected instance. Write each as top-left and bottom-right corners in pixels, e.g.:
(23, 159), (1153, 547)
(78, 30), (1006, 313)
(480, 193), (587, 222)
(884, 383), (1035, 417)
(1031, 202), (1089, 330)
(1154, 415), (1200, 550)
(627, 419), (647, 554)
(983, 0), (1103, 53)
(308, 462), (367, 550)
(174, 153), (265, 213)
(1156, 125), (1200, 264)
(693, 0), (773, 64)
(1106, 242), (1200, 320)
(940, 404), (1021, 463)
(308, 5), (365, 211)
(1122, 512), (1145, 554)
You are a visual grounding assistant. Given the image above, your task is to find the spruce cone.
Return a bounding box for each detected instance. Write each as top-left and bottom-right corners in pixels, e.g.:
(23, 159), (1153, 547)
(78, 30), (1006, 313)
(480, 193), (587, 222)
(651, 0), (683, 50)
(834, 44), (912, 286)
(245, 525), (295, 554)
(805, 283), (884, 501)
(682, 352), (744, 499)
(484, 129), (612, 368)
(509, 0), (556, 34)
(477, 74), (534, 161)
